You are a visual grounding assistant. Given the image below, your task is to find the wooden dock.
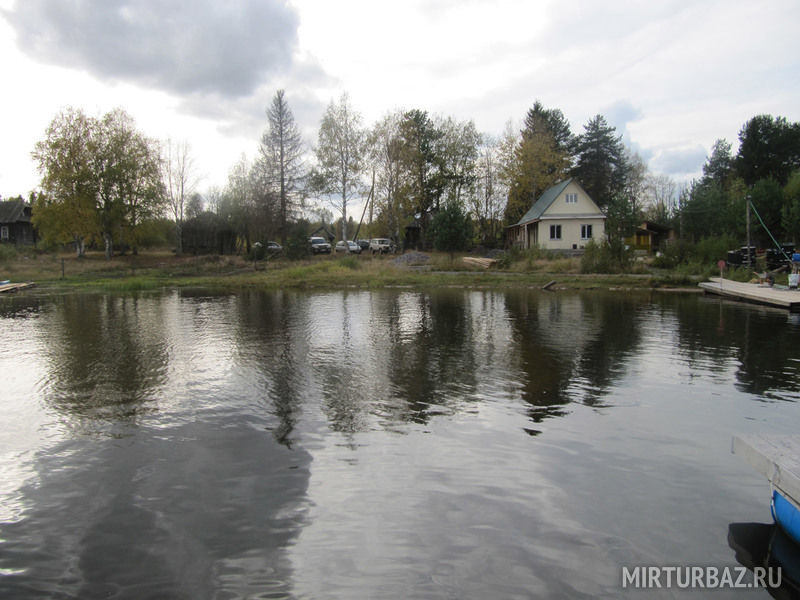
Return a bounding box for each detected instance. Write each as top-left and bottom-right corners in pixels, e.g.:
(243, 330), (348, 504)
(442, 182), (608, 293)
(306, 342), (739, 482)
(733, 434), (800, 507)
(699, 277), (800, 310)
(0, 282), (35, 294)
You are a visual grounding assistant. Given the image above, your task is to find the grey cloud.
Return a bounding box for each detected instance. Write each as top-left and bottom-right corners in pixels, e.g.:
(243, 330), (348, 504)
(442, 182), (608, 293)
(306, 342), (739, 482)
(6, 0), (300, 97)
(650, 145), (706, 177)
(601, 99), (646, 155)
(602, 100), (643, 134)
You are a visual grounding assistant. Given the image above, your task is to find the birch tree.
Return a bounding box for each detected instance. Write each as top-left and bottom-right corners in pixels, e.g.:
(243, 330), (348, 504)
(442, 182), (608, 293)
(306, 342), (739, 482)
(438, 116), (480, 208)
(314, 93), (365, 241)
(32, 107), (97, 256)
(164, 139), (198, 255)
(33, 107), (162, 258)
(368, 111), (408, 240)
(472, 135), (507, 246)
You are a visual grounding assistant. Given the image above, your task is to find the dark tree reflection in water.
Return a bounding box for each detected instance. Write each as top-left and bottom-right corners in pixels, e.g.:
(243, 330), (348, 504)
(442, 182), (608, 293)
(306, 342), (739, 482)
(0, 289), (797, 598)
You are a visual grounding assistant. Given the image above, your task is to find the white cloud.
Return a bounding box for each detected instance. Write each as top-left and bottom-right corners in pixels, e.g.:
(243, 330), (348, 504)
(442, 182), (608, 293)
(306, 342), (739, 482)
(1, 0), (799, 195)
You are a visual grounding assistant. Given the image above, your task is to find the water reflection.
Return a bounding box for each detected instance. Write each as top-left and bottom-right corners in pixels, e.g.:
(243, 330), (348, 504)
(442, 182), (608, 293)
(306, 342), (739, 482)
(728, 522), (800, 599)
(0, 421), (312, 598)
(504, 292), (645, 422)
(1, 289), (799, 598)
(229, 290), (311, 446)
(36, 294), (170, 429)
(4, 289), (797, 443)
(671, 295), (800, 400)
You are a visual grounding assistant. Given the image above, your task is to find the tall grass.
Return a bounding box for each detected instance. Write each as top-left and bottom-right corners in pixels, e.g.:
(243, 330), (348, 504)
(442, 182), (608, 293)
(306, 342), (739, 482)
(0, 247), (709, 293)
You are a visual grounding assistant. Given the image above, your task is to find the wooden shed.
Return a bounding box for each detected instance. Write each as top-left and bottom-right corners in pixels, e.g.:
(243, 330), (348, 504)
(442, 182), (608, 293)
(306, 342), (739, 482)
(0, 198), (36, 247)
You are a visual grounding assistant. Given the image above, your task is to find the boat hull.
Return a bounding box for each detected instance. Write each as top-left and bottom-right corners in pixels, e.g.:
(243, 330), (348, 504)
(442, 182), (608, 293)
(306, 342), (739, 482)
(772, 489), (800, 547)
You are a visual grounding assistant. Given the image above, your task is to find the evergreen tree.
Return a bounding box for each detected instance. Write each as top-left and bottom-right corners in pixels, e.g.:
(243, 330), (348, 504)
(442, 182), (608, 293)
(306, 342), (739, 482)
(522, 101), (574, 158)
(399, 109), (446, 217)
(700, 139), (734, 190)
(782, 171), (800, 245)
(504, 101), (573, 225)
(572, 114), (627, 209)
(430, 201), (473, 259)
(736, 115), (800, 187)
(749, 178), (785, 244)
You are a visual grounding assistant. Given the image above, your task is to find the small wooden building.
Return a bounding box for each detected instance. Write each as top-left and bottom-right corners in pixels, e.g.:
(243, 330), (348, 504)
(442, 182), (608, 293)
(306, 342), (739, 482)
(0, 198), (36, 247)
(625, 221), (674, 252)
(181, 212), (236, 255)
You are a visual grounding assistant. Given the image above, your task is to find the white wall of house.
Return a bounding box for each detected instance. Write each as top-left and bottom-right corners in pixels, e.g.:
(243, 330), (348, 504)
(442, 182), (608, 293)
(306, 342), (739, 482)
(539, 216), (605, 250)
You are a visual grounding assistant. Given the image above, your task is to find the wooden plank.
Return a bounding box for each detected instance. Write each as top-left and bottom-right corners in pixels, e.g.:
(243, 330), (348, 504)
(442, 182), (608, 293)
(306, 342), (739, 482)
(699, 277), (800, 310)
(0, 282), (35, 294)
(462, 257), (497, 269)
(733, 434), (800, 505)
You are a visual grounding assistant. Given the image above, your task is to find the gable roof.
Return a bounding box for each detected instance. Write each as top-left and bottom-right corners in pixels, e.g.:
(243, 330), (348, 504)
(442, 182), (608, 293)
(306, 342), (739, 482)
(514, 179), (572, 226)
(0, 199), (29, 224)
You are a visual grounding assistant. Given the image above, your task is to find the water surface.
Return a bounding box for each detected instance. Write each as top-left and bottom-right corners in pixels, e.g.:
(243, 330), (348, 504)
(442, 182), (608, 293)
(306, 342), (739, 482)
(1, 289), (798, 598)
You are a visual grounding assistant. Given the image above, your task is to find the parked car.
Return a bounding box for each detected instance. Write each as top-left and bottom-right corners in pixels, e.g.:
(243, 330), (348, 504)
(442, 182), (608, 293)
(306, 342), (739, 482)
(369, 238), (394, 254)
(356, 239), (371, 252)
(265, 241), (282, 254)
(309, 236), (332, 254)
(335, 240), (362, 254)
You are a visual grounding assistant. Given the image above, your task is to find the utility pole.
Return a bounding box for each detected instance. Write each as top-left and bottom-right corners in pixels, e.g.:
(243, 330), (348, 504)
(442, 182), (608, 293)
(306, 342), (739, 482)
(745, 195), (751, 267)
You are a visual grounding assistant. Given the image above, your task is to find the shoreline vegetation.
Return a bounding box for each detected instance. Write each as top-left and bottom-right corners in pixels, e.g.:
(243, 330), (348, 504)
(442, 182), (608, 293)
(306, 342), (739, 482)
(0, 247), (742, 295)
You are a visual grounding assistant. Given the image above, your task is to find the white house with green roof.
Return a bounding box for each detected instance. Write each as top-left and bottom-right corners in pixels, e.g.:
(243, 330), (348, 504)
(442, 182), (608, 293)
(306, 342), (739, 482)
(507, 178), (605, 251)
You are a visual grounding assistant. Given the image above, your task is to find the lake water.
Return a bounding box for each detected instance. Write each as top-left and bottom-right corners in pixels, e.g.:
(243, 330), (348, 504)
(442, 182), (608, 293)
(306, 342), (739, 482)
(1, 288), (798, 599)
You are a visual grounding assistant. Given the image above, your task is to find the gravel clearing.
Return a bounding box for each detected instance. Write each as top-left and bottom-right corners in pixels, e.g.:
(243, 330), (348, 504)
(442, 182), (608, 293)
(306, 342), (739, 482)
(393, 252), (430, 265)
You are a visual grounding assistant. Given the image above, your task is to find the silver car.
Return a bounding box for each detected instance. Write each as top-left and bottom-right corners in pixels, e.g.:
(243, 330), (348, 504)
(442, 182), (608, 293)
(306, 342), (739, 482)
(369, 238), (394, 254)
(309, 237), (332, 254)
(335, 240), (362, 254)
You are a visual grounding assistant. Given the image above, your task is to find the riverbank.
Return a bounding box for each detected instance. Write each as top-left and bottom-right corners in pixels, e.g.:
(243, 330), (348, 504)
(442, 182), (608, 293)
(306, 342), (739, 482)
(1, 249), (707, 294)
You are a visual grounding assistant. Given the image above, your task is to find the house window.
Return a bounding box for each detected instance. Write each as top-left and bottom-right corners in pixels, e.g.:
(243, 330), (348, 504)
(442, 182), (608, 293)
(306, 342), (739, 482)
(581, 224), (593, 240)
(0, 226), (8, 241)
(565, 193), (577, 204)
(550, 224), (562, 240)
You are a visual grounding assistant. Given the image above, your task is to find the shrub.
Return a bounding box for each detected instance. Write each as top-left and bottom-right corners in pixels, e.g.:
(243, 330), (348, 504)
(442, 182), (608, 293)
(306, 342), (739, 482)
(651, 240), (691, 269)
(692, 234), (738, 264)
(430, 203), (473, 257)
(495, 251), (513, 270)
(249, 242), (266, 261)
(0, 244), (18, 263)
(285, 224), (310, 260)
(580, 239), (632, 273)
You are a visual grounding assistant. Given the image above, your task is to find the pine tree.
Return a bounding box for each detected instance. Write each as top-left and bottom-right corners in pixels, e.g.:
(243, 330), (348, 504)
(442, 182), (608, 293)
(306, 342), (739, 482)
(572, 114), (627, 209)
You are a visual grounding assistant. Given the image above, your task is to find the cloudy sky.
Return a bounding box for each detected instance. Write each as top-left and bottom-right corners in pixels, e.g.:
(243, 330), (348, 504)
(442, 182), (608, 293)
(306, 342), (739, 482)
(1, 0), (798, 198)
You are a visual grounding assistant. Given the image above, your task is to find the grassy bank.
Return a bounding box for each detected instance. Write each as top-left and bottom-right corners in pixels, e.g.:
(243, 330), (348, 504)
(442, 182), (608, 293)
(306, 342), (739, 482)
(0, 247), (718, 294)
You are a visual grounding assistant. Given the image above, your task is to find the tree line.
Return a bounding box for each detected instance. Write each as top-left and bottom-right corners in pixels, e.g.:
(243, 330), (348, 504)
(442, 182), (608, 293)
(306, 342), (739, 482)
(27, 91), (800, 259)
(679, 115), (800, 247)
